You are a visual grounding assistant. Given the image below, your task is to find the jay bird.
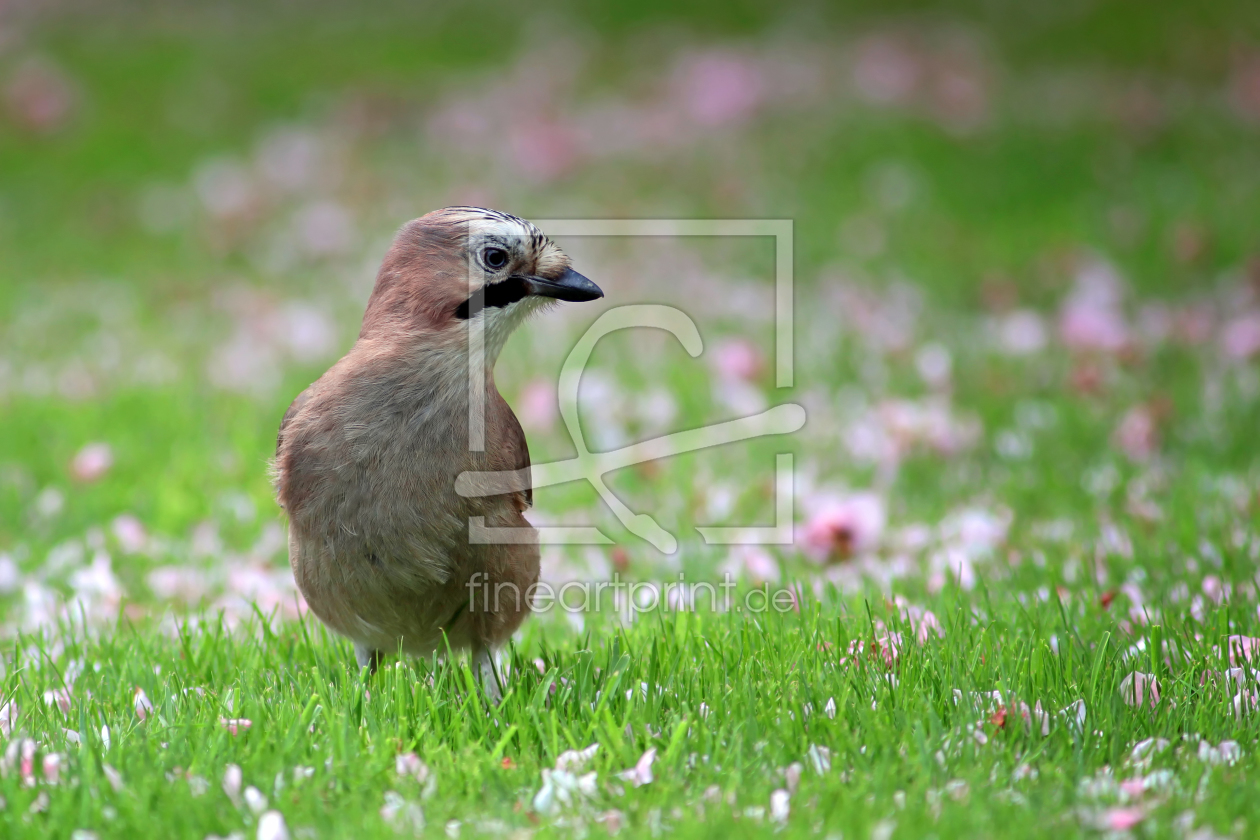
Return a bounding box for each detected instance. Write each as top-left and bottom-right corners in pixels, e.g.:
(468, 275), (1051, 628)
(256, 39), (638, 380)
(273, 207), (603, 692)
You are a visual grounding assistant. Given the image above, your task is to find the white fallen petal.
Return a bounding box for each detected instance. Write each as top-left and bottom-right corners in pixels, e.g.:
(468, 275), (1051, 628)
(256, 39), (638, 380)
(244, 786), (268, 815)
(532, 769), (558, 816)
(1, 700), (22, 740)
(806, 744), (831, 775)
(395, 752), (430, 782)
(1033, 702), (1050, 736)
(1059, 700), (1087, 731)
(1233, 690), (1258, 720)
(257, 810), (290, 840)
(42, 753), (62, 785)
(784, 762), (802, 794)
(576, 771), (599, 798)
(380, 790), (425, 833)
(43, 689), (72, 717)
(1198, 740), (1243, 766)
(223, 763), (243, 805)
(1129, 737), (1170, 767)
(770, 789), (790, 823)
(555, 743), (599, 773)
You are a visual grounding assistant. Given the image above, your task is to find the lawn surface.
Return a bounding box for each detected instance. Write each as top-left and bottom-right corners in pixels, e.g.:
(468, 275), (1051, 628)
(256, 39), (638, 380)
(2, 2), (1260, 837)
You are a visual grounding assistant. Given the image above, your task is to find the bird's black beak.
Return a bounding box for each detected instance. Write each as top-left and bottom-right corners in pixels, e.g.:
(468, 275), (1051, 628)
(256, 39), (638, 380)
(524, 267), (603, 303)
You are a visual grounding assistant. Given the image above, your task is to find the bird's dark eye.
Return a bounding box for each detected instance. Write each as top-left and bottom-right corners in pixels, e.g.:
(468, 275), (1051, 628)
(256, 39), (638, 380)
(483, 247), (509, 270)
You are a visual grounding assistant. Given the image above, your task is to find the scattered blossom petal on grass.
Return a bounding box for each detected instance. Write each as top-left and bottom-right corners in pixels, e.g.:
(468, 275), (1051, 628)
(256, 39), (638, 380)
(1119, 671), (1160, 708)
(220, 718), (253, 735)
(70, 442), (113, 483)
(618, 748), (656, 787)
(257, 811), (290, 840)
(134, 687), (154, 720)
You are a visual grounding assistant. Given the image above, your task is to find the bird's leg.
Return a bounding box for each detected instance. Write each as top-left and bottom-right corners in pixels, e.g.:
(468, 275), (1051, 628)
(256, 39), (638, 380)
(354, 643), (383, 675)
(472, 646), (504, 703)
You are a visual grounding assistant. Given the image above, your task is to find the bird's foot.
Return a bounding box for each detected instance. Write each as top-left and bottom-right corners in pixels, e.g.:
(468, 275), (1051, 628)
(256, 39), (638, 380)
(354, 643), (383, 675)
(473, 647), (504, 704)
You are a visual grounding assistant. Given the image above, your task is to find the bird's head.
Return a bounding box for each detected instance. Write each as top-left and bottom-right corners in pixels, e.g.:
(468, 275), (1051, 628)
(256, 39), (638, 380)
(360, 207), (602, 359)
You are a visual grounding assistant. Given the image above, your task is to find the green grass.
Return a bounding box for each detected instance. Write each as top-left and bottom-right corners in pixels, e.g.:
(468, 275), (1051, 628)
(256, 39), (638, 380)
(3, 1), (1260, 837)
(5, 595), (1258, 839)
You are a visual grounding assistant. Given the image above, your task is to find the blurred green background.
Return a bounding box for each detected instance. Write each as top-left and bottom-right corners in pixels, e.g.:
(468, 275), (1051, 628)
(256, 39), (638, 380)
(5, 6), (1260, 837)
(1, 0), (1259, 619)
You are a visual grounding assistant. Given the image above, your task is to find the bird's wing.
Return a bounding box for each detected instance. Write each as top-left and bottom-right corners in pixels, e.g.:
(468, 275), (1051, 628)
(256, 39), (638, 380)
(505, 409), (533, 509)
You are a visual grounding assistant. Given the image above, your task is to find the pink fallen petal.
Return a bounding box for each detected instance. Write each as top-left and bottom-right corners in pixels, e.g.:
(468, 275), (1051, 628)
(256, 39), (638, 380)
(800, 493), (885, 562)
(147, 566), (211, 604)
(619, 748), (656, 787)
(915, 344), (953, 389)
(674, 51), (766, 126)
(1104, 807), (1145, 831)
(1119, 778), (1144, 797)
(1228, 52), (1260, 122)
(293, 202), (354, 259)
(710, 339), (765, 383)
(255, 126), (325, 193)
(852, 36), (921, 105)
(1221, 312), (1260, 360)
(42, 753), (62, 785)
(508, 119), (581, 183)
(19, 738), (36, 786)
(1060, 303), (1129, 352)
(722, 546), (780, 585)
(134, 688), (154, 721)
(111, 515), (149, 554)
(3, 57), (77, 133)
(995, 310), (1048, 355)
(193, 157), (256, 220)
(43, 688), (71, 717)
(911, 609), (944, 644)
(598, 809), (624, 834)
(1113, 405), (1158, 461)
(1226, 636), (1260, 666)
(220, 718), (253, 736)
(395, 752), (431, 784)
(1119, 671), (1160, 708)
(70, 443), (113, 483)
(516, 379), (559, 432)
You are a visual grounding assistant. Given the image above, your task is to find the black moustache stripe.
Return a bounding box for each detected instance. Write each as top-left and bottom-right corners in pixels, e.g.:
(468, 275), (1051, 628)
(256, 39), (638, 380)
(455, 276), (530, 320)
